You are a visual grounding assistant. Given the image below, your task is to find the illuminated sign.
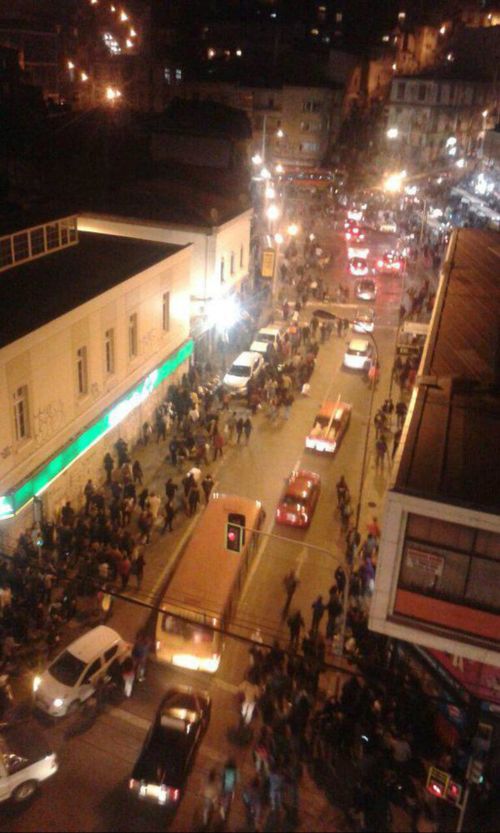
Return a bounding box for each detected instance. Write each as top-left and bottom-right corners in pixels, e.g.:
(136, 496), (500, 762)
(0, 340), (193, 518)
(261, 248), (275, 278)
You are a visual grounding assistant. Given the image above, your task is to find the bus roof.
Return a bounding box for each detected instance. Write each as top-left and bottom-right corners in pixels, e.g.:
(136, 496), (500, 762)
(160, 493), (262, 619)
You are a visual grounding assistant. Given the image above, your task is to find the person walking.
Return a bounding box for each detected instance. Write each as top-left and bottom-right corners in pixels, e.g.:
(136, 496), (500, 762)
(310, 595), (325, 638)
(165, 477), (178, 502)
(162, 500), (175, 533)
(188, 485), (201, 516)
(236, 416), (244, 444)
(118, 555), (131, 590)
(201, 473), (215, 505)
(212, 430), (224, 461)
(121, 656), (135, 698)
(282, 570), (299, 620)
(334, 565), (346, 596)
(238, 672), (261, 726)
(133, 552), (145, 590)
(132, 460), (143, 485)
(132, 631), (151, 682)
(396, 400), (407, 428)
(103, 452), (114, 484)
(375, 435), (388, 471)
(202, 769), (220, 828)
(287, 609), (305, 652)
(336, 475), (349, 509)
(243, 416), (253, 446)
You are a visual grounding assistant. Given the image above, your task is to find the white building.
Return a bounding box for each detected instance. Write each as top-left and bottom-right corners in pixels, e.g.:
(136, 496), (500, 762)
(0, 214), (191, 546)
(78, 207), (253, 358)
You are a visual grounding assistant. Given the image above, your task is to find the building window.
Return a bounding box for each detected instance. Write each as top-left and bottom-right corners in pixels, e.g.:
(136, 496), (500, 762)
(105, 328), (115, 374)
(230, 251), (235, 275)
(220, 257), (225, 283)
(398, 513), (500, 614)
(46, 223), (60, 250)
(175, 68), (182, 81)
(162, 292), (170, 332)
(303, 100), (322, 113)
(240, 244), (244, 268)
(30, 227), (45, 256)
(76, 346), (88, 395)
(418, 84), (426, 102)
(397, 82), (406, 100)
(13, 385), (30, 441)
(128, 313), (138, 358)
(13, 232), (29, 262)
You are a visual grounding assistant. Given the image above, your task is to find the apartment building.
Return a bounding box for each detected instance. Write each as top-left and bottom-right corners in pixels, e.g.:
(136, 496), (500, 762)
(0, 214), (191, 543)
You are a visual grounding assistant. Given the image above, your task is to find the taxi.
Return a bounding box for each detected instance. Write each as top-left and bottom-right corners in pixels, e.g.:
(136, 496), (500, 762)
(305, 401), (351, 454)
(275, 470), (321, 529)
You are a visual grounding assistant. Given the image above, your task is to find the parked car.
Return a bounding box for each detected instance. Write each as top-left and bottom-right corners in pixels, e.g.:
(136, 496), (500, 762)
(0, 724), (58, 803)
(275, 470), (321, 528)
(129, 686), (211, 807)
(375, 251), (402, 274)
(33, 625), (129, 717)
(305, 400), (351, 454)
(355, 278), (377, 302)
(353, 307), (375, 334)
(348, 256), (369, 277)
(250, 324), (284, 357)
(222, 351), (265, 394)
(343, 337), (374, 371)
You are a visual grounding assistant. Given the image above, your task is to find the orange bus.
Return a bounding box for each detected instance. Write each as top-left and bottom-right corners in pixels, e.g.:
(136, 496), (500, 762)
(155, 493), (265, 673)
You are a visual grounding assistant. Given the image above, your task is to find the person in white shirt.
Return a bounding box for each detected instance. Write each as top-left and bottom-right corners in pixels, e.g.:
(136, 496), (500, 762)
(147, 492), (161, 520)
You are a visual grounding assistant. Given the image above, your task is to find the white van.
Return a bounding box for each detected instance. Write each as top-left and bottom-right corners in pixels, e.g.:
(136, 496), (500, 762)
(33, 625), (129, 717)
(0, 724), (58, 803)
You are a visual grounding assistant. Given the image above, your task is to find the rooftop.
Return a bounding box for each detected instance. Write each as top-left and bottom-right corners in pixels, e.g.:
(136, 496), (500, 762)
(0, 231), (181, 349)
(395, 228), (500, 514)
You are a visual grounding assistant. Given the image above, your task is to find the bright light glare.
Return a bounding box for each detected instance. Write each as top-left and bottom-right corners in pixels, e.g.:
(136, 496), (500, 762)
(440, 25), (446, 34)
(67, 60), (75, 70)
(384, 171), (406, 192)
(106, 86), (122, 101)
(260, 167), (271, 179)
(266, 203), (280, 221)
(120, 10), (128, 22)
(276, 128), (284, 138)
(387, 127), (399, 139)
(405, 185), (418, 195)
(456, 158), (466, 168)
(81, 71), (88, 81)
(207, 297), (240, 329)
(446, 136), (457, 147)
(130, 28), (137, 37)
(251, 153), (262, 165)
(265, 186), (276, 199)
(482, 110), (489, 119)
(274, 233), (284, 245)
(275, 163), (284, 174)
(236, 49), (242, 56)
(287, 223), (299, 236)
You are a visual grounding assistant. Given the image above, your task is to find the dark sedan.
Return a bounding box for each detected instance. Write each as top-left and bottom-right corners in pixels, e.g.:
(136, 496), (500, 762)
(129, 686), (211, 807)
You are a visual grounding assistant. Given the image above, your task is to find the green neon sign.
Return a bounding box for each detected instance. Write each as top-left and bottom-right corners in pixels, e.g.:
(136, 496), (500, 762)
(1, 339), (193, 518)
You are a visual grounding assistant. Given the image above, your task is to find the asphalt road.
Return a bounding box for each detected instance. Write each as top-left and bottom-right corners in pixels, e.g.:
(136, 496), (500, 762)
(0, 226), (405, 832)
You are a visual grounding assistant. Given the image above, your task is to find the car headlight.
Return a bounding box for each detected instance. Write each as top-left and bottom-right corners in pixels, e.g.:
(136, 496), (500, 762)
(53, 697), (64, 709)
(33, 675), (42, 693)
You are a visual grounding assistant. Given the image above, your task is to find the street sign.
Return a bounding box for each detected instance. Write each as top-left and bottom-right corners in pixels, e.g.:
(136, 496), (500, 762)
(261, 248), (275, 278)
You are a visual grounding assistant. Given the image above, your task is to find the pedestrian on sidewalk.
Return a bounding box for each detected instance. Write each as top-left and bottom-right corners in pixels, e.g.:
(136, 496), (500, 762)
(103, 452), (114, 484)
(243, 416), (253, 445)
(287, 610), (305, 652)
(334, 564), (346, 596)
(132, 631), (151, 682)
(375, 436), (388, 471)
(236, 416), (244, 444)
(165, 477), (178, 502)
(162, 500), (176, 533)
(188, 485), (201, 516)
(396, 400), (407, 428)
(220, 758), (239, 821)
(201, 473), (215, 504)
(133, 551), (146, 590)
(282, 570), (299, 620)
(310, 595), (325, 638)
(238, 671), (261, 726)
(121, 656), (135, 698)
(132, 460), (143, 485)
(118, 555), (131, 590)
(367, 516), (381, 540)
(336, 475), (349, 508)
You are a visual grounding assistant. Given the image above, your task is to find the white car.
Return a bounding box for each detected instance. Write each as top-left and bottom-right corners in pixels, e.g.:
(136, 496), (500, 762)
(0, 725), (58, 803)
(353, 307), (375, 333)
(355, 278), (377, 302)
(343, 337), (374, 370)
(33, 625), (129, 717)
(250, 325), (283, 357)
(223, 351), (264, 393)
(348, 257), (369, 277)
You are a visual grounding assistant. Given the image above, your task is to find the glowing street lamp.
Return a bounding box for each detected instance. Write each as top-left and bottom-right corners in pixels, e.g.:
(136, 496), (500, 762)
(81, 72), (89, 82)
(120, 10), (128, 22)
(275, 163), (284, 174)
(276, 128), (284, 139)
(287, 223), (299, 236)
(387, 127), (399, 139)
(384, 171), (406, 193)
(251, 153), (263, 166)
(265, 185), (276, 199)
(260, 167), (271, 180)
(266, 204), (280, 222)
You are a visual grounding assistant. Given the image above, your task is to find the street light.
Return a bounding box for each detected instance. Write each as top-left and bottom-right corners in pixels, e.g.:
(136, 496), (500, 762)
(266, 203), (280, 223)
(287, 222), (299, 237)
(384, 171), (406, 193)
(387, 127), (399, 140)
(265, 185), (276, 200)
(252, 153), (263, 166)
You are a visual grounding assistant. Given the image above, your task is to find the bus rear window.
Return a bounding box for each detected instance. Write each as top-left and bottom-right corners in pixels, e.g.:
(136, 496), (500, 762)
(162, 614), (214, 643)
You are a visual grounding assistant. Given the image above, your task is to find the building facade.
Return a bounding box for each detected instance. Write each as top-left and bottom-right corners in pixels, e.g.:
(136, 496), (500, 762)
(78, 208), (253, 359)
(370, 229), (500, 676)
(386, 73), (494, 166)
(0, 215), (191, 547)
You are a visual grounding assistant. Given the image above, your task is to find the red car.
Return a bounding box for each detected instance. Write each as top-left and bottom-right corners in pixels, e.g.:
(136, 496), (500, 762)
(375, 251), (402, 274)
(275, 470), (321, 528)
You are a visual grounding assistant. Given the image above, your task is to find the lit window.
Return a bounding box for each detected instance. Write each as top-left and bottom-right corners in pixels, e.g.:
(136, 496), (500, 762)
(13, 385), (30, 441)
(230, 251), (235, 275)
(77, 346), (88, 395)
(162, 291), (170, 332)
(105, 329), (115, 374)
(175, 68), (182, 81)
(164, 67), (171, 83)
(129, 313), (138, 358)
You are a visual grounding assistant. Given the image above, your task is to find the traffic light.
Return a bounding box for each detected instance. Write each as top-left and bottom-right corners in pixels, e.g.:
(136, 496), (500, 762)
(225, 513), (245, 553)
(426, 767), (449, 799)
(446, 780), (462, 806)
(466, 757), (484, 785)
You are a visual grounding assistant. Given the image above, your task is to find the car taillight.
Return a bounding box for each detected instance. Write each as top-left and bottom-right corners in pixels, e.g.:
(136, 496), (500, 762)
(129, 779), (138, 790)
